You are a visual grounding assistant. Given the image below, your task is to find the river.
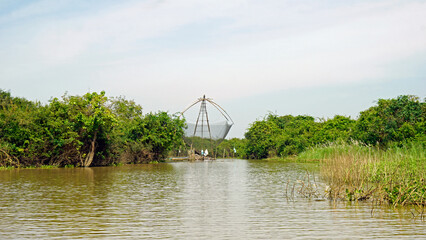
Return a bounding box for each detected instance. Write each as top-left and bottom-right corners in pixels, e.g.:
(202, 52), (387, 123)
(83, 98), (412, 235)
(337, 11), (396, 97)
(0, 159), (424, 239)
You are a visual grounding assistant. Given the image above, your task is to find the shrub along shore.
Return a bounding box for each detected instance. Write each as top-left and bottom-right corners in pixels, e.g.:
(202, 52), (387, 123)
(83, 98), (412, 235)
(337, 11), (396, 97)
(0, 90), (185, 167)
(298, 142), (425, 206)
(1, 90), (424, 206)
(237, 94), (425, 206)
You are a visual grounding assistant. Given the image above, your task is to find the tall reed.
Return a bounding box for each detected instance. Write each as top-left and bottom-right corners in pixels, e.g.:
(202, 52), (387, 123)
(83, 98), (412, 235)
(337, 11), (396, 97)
(298, 141), (425, 206)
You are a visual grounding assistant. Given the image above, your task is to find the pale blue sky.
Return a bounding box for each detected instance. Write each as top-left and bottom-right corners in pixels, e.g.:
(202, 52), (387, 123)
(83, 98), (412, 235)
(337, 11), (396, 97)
(1, 0), (425, 138)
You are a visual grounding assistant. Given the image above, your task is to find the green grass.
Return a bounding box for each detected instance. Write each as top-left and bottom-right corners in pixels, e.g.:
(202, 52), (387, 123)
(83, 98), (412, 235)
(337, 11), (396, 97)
(263, 156), (319, 163)
(296, 141), (425, 206)
(109, 162), (124, 167)
(39, 165), (58, 169)
(23, 165), (59, 169)
(0, 166), (15, 170)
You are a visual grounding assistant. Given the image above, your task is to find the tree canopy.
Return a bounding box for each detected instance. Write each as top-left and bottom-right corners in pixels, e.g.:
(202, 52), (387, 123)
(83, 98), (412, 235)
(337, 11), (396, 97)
(1, 91), (424, 164)
(240, 95), (425, 159)
(0, 90), (185, 167)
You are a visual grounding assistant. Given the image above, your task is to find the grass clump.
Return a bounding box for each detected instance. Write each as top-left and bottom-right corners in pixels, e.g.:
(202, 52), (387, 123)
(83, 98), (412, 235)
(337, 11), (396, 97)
(40, 165), (58, 169)
(299, 142), (425, 206)
(109, 162), (124, 167)
(0, 166), (15, 170)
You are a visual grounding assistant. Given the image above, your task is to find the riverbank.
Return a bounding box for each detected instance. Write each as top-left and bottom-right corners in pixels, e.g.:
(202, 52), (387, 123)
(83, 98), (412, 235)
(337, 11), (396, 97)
(0, 90), (186, 168)
(296, 142), (425, 206)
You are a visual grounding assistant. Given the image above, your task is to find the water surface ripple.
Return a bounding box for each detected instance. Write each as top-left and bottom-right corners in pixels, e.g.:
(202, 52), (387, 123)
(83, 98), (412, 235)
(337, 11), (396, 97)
(0, 160), (424, 239)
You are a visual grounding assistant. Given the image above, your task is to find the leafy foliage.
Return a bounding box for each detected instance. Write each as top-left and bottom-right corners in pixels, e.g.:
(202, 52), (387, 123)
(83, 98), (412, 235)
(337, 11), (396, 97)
(244, 114), (320, 158)
(216, 138), (247, 158)
(129, 112), (185, 160)
(182, 137), (247, 159)
(0, 90), (185, 167)
(1, 91), (424, 165)
(352, 95), (425, 146)
(314, 115), (355, 144)
(242, 95), (425, 159)
(47, 91), (116, 166)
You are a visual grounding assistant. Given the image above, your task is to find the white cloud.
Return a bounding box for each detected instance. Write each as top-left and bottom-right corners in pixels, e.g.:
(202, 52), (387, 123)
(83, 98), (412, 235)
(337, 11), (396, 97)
(0, 0), (72, 25)
(0, 0), (425, 110)
(96, 0), (426, 104)
(27, 0), (245, 63)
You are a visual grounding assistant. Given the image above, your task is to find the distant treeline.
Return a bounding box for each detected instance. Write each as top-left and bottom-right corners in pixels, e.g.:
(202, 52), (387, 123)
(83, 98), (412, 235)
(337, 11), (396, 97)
(218, 95), (425, 159)
(0, 90), (185, 167)
(1, 90), (424, 167)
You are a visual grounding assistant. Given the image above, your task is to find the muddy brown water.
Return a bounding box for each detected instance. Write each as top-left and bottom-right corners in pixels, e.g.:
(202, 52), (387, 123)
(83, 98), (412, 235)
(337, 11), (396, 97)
(0, 159), (424, 239)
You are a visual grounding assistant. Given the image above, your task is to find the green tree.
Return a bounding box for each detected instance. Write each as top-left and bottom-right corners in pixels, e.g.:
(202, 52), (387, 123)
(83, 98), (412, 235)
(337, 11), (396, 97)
(0, 90), (45, 166)
(0, 90), (189, 167)
(244, 117), (281, 159)
(243, 114), (320, 159)
(353, 95), (425, 146)
(215, 138), (246, 158)
(272, 115), (320, 157)
(129, 112), (186, 160)
(314, 115), (355, 144)
(48, 91), (116, 166)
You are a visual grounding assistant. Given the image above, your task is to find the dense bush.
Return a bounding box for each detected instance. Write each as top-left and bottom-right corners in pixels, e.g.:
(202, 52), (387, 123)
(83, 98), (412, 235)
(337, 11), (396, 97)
(0, 90), (185, 167)
(1, 91), (423, 164)
(243, 114), (321, 158)
(242, 95), (425, 159)
(215, 138), (247, 158)
(352, 95), (425, 146)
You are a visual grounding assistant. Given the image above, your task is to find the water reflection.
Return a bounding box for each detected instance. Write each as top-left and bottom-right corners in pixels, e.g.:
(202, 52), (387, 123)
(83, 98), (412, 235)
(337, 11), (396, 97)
(0, 160), (424, 239)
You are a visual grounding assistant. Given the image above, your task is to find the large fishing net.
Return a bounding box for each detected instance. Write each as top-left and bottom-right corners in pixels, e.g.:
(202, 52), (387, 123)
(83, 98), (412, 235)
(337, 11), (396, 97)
(182, 95), (233, 141)
(185, 121), (233, 140)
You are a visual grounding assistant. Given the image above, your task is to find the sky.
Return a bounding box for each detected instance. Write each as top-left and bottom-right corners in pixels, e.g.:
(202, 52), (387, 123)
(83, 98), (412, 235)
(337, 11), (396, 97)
(1, 0), (425, 138)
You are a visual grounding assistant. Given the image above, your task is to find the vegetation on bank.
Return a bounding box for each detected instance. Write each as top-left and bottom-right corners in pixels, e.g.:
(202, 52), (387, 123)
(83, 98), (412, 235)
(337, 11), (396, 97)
(0, 90), (185, 167)
(298, 142), (425, 206)
(1, 90), (424, 207)
(176, 95), (424, 164)
(238, 94), (425, 206)
(176, 136), (247, 159)
(242, 95), (425, 159)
